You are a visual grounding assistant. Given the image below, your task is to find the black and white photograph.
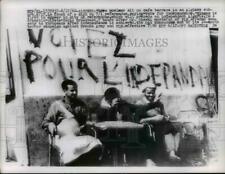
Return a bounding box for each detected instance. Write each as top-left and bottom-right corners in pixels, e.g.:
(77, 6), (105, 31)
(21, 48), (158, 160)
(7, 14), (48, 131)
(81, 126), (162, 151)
(0, 0), (225, 173)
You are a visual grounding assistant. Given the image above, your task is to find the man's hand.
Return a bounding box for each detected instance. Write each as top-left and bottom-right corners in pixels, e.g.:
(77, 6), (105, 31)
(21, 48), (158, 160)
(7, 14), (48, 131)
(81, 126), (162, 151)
(111, 98), (120, 107)
(48, 122), (56, 135)
(140, 118), (147, 124)
(74, 106), (86, 114)
(154, 93), (162, 102)
(86, 121), (95, 126)
(164, 115), (170, 121)
(74, 106), (81, 114)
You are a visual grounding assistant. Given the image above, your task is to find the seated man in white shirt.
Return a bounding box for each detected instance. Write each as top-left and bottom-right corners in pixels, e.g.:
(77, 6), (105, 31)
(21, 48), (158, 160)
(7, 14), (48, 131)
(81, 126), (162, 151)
(42, 79), (102, 166)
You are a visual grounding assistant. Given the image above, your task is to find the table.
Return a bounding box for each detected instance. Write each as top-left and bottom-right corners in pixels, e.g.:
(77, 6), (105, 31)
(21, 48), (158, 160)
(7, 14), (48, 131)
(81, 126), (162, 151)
(94, 121), (144, 130)
(94, 121), (144, 166)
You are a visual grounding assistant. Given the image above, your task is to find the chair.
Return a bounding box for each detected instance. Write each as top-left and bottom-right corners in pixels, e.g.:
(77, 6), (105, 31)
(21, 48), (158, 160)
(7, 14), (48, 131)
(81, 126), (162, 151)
(143, 123), (156, 141)
(48, 124), (98, 166)
(176, 110), (208, 166)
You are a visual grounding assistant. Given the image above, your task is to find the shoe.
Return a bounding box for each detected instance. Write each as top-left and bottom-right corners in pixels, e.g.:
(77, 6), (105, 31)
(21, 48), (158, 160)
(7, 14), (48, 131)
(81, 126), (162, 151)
(146, 159), (156, 166)
(168, 151), (181, 162)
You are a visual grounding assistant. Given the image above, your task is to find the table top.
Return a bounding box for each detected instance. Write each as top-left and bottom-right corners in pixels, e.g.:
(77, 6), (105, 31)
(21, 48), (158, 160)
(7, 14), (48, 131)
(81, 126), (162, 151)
(94, 121), (144, 130)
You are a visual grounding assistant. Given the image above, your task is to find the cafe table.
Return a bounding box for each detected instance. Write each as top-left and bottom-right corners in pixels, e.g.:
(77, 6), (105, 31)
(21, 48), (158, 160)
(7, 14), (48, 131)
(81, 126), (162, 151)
(94, 121), (144, 166)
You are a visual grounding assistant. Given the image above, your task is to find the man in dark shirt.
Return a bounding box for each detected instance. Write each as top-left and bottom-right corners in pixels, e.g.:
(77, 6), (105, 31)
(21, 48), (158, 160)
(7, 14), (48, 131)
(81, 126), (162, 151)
(97, 87), (139, 165)
(97, 87), (136, 122)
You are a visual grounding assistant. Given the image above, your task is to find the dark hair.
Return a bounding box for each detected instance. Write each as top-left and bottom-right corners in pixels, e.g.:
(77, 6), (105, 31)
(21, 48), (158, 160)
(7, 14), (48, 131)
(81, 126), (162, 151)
(61, 79), (78, 91)
(104, 87), (120, 102)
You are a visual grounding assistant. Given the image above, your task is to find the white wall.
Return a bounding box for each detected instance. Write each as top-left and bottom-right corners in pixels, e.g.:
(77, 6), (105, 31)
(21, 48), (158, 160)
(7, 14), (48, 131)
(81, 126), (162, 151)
(1, 3), (28, 165)
(18, 28), (212, 97)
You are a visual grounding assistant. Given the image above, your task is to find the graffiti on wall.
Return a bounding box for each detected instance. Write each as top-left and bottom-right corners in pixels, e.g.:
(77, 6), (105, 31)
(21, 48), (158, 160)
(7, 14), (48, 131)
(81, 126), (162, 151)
(195, 93), (218, 116)
(23, 28), (211, 91)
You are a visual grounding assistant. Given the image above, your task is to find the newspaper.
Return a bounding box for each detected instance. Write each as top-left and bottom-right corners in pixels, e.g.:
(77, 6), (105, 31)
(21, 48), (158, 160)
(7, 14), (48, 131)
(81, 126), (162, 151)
(0, 0), (225, 173)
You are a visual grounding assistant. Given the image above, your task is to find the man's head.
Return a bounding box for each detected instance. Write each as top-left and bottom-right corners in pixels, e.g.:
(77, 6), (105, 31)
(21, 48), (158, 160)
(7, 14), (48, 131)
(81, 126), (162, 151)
(104, 87), (120, 105)
(142, 86), (156, 102)
(61, 79), (78, 100)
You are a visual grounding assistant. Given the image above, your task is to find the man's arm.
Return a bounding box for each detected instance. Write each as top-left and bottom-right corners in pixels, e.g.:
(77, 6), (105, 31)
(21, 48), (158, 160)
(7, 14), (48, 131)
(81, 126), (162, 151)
(158, 101), (167, 117)
(73, 99), (89, 128)
(97, 106), (118, 122)
(96, 107), (107, 122)
(41, 102), (57, 135)
(140, 115), (164, 123)
(135, 101), (168, 122)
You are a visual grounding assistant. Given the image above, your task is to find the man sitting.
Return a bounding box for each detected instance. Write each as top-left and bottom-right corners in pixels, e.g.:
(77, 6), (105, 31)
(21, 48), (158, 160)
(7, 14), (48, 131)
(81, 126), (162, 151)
(97, 87), (136, 122)
(97, 87), (140, 166)
(42, 79), (102, 166)
(136, 86), (182, 164)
